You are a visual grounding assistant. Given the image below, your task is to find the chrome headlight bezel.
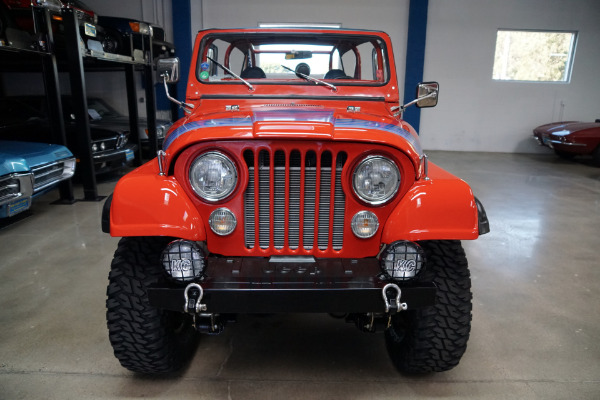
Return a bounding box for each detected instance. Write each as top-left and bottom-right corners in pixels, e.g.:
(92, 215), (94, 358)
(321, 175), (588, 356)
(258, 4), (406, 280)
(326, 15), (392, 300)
(189, 151), (238, 202)
(352, 155), (400, 206)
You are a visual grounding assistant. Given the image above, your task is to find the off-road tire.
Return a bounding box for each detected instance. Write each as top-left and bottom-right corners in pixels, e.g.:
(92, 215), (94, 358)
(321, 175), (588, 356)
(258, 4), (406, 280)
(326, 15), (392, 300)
(385, 240), (472, 374)
(106, 236), (197, 374)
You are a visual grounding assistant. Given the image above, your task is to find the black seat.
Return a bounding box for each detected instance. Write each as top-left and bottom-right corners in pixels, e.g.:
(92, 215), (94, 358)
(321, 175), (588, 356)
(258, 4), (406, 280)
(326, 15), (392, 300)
(240, 67), (266, 79)
(324, 69), (351, 79)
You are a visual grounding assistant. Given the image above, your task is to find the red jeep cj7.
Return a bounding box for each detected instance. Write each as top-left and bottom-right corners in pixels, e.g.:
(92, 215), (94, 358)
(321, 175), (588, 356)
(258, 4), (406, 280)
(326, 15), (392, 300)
(102, 27), (489, 374)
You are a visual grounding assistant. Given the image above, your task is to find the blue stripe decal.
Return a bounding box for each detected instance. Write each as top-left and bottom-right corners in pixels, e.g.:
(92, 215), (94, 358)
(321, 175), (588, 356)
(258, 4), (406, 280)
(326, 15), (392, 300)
(163, 116), (422, 156)
(335, 118), (423, 155)
(163, 117), (253, 150)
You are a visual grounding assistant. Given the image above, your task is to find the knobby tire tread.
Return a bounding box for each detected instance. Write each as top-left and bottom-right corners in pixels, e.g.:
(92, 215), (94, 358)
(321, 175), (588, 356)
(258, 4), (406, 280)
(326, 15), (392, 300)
(385, 240), (472, 374)
(106, 237), (196, 374)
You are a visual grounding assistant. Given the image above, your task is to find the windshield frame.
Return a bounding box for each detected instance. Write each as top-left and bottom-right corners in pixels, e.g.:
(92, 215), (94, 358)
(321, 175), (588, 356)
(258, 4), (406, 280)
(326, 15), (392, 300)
(196, 31), (391, 88)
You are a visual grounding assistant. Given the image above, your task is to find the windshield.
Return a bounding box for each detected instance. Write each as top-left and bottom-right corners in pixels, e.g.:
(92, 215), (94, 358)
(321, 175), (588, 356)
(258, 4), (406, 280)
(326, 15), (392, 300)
(86, 99), (120, 119)
(197, 32), (389, 86)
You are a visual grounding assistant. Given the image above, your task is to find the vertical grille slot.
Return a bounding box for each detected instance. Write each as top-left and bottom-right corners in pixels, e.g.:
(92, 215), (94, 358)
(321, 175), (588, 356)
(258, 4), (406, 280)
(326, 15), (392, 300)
(243, 147), (347, 252)
(332, 153), (347, 250)
(258, 150), (270, 249)
(288, 151), (302, 249)
(303, 151), (317, 250)
(243, 150), (255, 248)
(317, 152), (332, 250)
(273, 151), (286, 249)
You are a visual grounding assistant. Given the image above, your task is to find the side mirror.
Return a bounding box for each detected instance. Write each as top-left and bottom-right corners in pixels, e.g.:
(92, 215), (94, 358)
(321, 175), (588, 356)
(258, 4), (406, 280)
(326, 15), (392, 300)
(157, 58), (180, 83)
(415, 82), (439, 108)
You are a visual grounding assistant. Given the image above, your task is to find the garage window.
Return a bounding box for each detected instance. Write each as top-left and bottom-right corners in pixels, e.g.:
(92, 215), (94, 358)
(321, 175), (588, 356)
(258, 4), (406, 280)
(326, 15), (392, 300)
(492, 29), (577, 82)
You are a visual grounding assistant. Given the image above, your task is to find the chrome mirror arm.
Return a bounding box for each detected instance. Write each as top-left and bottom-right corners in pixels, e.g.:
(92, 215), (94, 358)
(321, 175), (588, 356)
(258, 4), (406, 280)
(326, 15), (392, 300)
(391, 91), (438, 117)
(162, 75), (194, 114)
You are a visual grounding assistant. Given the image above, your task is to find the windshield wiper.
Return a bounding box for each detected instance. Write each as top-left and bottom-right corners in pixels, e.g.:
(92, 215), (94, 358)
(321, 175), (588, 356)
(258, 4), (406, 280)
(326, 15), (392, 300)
(206, 56), (254, 91)
(281, 65), (337, 92)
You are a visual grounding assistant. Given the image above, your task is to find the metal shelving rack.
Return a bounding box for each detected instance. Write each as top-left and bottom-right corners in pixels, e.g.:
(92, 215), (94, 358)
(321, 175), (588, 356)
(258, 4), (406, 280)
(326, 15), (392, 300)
(1, 5), (75, 204)
(61, 8), (159, 201)
(1, 4), (162, 202)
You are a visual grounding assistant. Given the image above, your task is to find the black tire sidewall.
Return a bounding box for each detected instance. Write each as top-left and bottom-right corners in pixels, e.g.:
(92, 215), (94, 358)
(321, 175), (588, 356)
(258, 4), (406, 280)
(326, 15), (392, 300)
(384, 240), (472, 374)
(106, 236), (197, 374)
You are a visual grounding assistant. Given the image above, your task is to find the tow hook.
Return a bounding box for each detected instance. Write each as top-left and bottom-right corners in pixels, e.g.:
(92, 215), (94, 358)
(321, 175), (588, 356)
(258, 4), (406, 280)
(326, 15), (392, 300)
(382, 283), (407, 313)
(183, 283), (225, 334)
(183, 283), (207, 314)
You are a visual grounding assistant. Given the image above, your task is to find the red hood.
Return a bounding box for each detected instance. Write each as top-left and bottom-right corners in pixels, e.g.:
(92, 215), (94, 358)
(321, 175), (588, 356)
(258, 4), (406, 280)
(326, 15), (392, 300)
(162, 107), (423, 170)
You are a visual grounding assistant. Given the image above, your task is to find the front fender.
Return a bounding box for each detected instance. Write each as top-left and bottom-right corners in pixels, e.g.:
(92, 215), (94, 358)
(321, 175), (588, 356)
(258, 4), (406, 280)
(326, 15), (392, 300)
(106, 160), (206, 240)
(381, 163), (482, 242)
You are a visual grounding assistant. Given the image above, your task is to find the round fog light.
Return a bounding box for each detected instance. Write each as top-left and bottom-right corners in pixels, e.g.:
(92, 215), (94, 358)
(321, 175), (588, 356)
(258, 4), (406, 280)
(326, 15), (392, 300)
(161, 240), (205, 282)
(351, 211), (379, 238)
(209, 208), (237, 236)
(381, 241), (425, 281)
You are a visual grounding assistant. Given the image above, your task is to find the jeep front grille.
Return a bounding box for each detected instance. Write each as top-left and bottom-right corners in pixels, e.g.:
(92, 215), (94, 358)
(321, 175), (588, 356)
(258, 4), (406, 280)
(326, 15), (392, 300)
(244, 149), (347, 252)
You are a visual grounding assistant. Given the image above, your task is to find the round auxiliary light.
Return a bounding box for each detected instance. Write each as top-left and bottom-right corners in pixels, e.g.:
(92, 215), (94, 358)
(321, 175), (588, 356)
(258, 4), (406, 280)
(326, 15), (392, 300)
(189, 151), (237, 202)
(209, 207), (237, 236)
(161, 240), (206, 282)
(100, 142), (106, 151)
(351, 210), (379, 239)
(92, 143), (98, 152)
(380, 241), (425, 281)
(352, 155), (400, 205)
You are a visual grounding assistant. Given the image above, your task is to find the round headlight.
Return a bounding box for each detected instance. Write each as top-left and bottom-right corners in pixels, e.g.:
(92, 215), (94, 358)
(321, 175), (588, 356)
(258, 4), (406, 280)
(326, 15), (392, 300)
(380, 241), (425, 281)
(161, 240), (206, 282)
(352, 155), (400, 205)
(189, 151), (237, 202)
(209, 208), (237, 236)
(351, 210), (379, 238)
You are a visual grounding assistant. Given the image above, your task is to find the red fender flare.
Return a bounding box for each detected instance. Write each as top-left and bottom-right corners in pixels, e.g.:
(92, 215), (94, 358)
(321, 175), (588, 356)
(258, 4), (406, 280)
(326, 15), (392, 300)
(381, 163), (480, 242)
(108, 160), (206, 240)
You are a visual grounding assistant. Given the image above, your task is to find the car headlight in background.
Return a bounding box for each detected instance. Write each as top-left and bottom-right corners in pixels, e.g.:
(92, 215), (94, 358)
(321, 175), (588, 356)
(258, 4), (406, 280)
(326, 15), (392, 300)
(380, 241), (425, 281)
(189, 151), (237, 202)
(129, 22), (151, 36)
(352, 155), (400, 205)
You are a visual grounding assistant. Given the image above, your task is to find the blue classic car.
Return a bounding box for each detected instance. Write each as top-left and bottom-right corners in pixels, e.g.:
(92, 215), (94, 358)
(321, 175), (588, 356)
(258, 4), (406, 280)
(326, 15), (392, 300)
(0, 140), (75, 218)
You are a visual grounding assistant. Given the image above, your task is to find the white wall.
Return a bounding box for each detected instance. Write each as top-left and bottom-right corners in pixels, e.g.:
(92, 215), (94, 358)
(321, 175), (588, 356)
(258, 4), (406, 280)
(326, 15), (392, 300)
(420, 0), (600, 153)
(191, 0), (410, 98)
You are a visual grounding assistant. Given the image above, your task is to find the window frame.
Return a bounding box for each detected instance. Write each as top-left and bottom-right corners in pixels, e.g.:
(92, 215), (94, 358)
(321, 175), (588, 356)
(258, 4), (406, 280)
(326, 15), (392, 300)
(492, 29), (578, 84)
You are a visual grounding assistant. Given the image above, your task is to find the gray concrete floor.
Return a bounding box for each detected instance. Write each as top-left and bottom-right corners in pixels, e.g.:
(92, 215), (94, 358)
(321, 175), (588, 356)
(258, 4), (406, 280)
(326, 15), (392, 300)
(1, 151), (599, 399)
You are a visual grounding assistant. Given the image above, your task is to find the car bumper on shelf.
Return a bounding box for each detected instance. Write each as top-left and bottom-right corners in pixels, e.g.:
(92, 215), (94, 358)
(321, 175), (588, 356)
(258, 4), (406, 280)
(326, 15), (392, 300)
(92, 144), (137, 174)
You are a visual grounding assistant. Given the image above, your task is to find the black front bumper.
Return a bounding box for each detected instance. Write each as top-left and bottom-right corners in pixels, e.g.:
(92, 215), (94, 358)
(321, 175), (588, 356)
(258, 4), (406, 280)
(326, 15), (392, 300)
(147, 257), (437, 314)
